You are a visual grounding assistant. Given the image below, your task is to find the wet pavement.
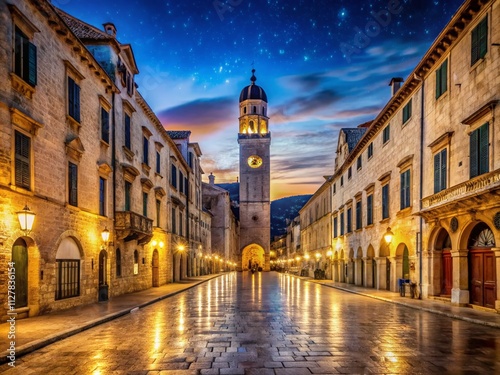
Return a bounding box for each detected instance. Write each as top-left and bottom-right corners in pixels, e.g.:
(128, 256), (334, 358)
(2, 272), (500, 374)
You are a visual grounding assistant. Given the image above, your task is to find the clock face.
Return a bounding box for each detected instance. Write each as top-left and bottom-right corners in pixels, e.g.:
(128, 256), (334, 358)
(248, 155), (263, 168)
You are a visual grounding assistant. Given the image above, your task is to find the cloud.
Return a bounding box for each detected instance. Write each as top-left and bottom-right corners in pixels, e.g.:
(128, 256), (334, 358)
(157, 96), (236, 138)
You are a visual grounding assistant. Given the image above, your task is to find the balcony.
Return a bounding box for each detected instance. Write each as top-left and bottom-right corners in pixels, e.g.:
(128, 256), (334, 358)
(115, 211), (153, 244)
(420, 168), (500, 219)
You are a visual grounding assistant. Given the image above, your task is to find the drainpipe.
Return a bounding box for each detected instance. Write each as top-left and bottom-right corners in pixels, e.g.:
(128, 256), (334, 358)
(414, 73), (424, 299)
(112, 91), (116, 221)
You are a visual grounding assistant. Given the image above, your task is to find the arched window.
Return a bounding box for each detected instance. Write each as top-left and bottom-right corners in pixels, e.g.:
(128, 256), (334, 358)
(263, 107), (266, 115)
(12, 238), (28, 308)
(249, 121), (255, 132)
(133, 250), (139, 275)
(253, 106), (256, 113)
(116, 248), (122, 277)
(55, 237), (81, 300)
(243, 107), (247, 114)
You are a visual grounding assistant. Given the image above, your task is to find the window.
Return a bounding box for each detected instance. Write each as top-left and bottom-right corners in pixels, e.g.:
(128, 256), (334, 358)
(124, 113), (131, 149)
(99, 177), (106, 216)
(143, 136), (149, 165)
(143, 192), (148, 217)
(347, 208), (352, 233)
(333, 216), (338, 238)
(125, 181), (131, 211)
(15, 130), (31, 189)
(179, 212), (183, 236)
(348, 167), (352, 180)
(435, 59), (448, 99)
(68, 162), (78, 206)
(366, 194), (373, 225)
(55, 260), (80, 300)
(470, 123), (489, 178)
(434, 149), (447, 193)
(171, 207), (177, 234)
(156, 199), (161, 227)
(356, 201), (362, 230)
(333, 183), (336, 194)
(101, 107), (109, 143)
(67, 77), (81, 123)
(156, 151), (161, 174)
(383, 125), (390, 144)
(357, 156), (362, 170)
(400, 170), (411, 210)
(367, 142), (373, 159)
(171, 164), (177, 188)
(116, 249), (122, 277)
(126, 72), (134, 96)
(14, 27), (37, 86)
(382, 184), (389, 219)
(185, 177), (189, 195)
(133, 250), (139, 275)
(188, 152), (194, 168)
(340, 176), (344, 187)
(179, 171), (184, 194)
(402, 99), (412, 124)
(471, 16), (488, 65)
(340, 212), (345, 236)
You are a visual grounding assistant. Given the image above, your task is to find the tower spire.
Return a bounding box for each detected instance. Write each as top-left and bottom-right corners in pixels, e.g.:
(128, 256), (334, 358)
(250, 69), (256, 85)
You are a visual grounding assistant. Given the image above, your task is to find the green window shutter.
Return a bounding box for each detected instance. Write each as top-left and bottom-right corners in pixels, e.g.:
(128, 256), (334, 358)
(68, 78), (74, 118)
(478, 17), (488, 59)
(69, 162), (78, 206)
(434, 153), (441, 193)
(441, 149), (447, 191)
(479, 123), (489, 175)
(470, 128), (479, 178)
(74, 82), (80, 122)
(441, 60), (447, 96)
(27, 42), (37, 86)
(15, 131), (31, 189)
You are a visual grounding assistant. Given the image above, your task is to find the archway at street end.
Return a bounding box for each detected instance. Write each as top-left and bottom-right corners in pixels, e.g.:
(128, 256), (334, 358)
(242, 244), (265, 271)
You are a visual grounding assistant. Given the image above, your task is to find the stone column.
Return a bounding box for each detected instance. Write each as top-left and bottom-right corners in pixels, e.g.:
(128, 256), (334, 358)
(264, 253), (270, 271)
(339, 260), (346, 283)
(333, 260), (339, 281)
(451, 249), (469, 306)
(494, 248), (500, 312)
(364, 257), (373, 288)
(375, 257), (386, 290)
(390, 256), (399, 292)
(355, 259), (362, 286)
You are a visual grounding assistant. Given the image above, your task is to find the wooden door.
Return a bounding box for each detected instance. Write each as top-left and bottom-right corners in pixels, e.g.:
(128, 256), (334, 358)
(152, 250), (159, 287)
(12, 240), (28, 309)
(484, 251), (496, 309)
(386, 259), (391, 291)
(469, 250), (483, 306)
(441, 250), (452, 296)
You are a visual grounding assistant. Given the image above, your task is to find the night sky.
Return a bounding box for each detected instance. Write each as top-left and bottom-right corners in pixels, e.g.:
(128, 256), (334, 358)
(56, 0), (464, 199)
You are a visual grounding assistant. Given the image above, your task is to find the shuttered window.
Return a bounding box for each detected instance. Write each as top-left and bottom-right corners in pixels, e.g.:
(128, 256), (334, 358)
(400, 170), (411, 210)
(382, 184), (389, 219)
(156, 151), (161, 174)
(143, 192), (148, 217)
(68, 162), (78, 206)
(435, 59), (448, 99)
(15, 131), (31, 189)
(125, 181), (131, 211)
(347, 208), (352, 233)
(367, 142), (373, 159)
(171, 164), (177, 188)
(143, 136), (149, 165)
(471, 16), (488, 65)
(356, 200), (362, 230)
(433, 149), (447, 193)
(470, 123), (489, 178)
(402, 99), (412, 124)
(366, 194), (373, 225)
(14, 27), (37, 86)
(340, 212), (345, 235)
(99, 177), (106, 216)
(383, 125), (390, 144)
(124, 113), (131, 149)
(333, 216), (338, 238)
(101, 107), (109, 143)
(68, 77), (80, 123)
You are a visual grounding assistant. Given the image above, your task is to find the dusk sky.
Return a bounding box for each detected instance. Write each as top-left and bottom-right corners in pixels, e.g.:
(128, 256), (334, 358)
(56, 0), (464, 200)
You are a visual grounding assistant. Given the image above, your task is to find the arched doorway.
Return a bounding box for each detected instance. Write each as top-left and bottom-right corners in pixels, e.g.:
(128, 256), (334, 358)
(152, 249), (159, 287)
(356, 247), (363, 286)
(98, 250), (108, 302)
(242, 244), (265, 271)
(435, 228), (452, 296)
(12, 238), (28, 309)
(367, 245), (375, 288)
(468, 222), (496, 308)
(379, 240), (391, 291)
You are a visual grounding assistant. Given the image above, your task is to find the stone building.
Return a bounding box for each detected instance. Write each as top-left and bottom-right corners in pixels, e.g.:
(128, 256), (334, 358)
(0, 0), (208, 319)
(301, 0), (500, 312)
(238, 70), (271, 271)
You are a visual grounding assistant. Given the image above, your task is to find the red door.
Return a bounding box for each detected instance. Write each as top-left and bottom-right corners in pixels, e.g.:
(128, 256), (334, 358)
(469, 249), (496, 308)
(441, 250), (452, 296)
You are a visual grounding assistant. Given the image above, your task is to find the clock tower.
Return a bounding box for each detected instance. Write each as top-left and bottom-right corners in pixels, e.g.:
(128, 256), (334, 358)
(238, 70), (271, 271)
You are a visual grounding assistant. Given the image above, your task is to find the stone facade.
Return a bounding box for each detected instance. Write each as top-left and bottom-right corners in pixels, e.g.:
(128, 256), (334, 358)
(301, 0), (500, 312)
(0, 0), (209, 320)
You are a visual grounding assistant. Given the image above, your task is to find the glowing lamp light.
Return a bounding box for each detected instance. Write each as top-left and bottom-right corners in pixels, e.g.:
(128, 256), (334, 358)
(304, 253), (310, 260)
(151, 240), (158, 247)
(327, 250), (333, 257)
(178, 245), (185, 252)
(315, 252), (321, 259)
(101, 227), (110, 244)
(17, 205), (35, 234)
(384, 227), (394, 245)
(159, 241), (164, 248)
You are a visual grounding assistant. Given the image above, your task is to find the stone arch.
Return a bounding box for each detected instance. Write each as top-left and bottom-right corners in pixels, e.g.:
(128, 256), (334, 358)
(458, 213), (499, 251)
(54, 231), (85, 261)
(431, 227), (453, 296)
(395, 242), (410, 280)
(356, 247), (364, 286)
(242, 244), (265, 271)
(366, 244), (376, 288)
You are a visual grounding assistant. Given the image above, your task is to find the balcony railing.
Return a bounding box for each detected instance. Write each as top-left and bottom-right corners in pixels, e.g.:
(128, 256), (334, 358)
(115, 211), (153, 244)
(422, 168), (500, 210)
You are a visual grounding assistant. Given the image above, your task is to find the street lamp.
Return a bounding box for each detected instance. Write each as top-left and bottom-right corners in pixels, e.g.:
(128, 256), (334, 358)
(384, 227), (394, 245)
(101, 227), (110, 248)
(17, 205), (36, 234)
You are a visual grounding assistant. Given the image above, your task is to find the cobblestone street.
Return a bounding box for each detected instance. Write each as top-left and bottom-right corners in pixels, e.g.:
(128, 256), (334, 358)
(3, 272), (500, 374)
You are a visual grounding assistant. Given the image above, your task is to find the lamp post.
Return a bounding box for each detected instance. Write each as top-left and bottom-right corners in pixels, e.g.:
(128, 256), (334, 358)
(17, 205), (36, 234)
(101, 227), (110, 249)
(384, 227), (394, 245)
(327, 250), (333, 280)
